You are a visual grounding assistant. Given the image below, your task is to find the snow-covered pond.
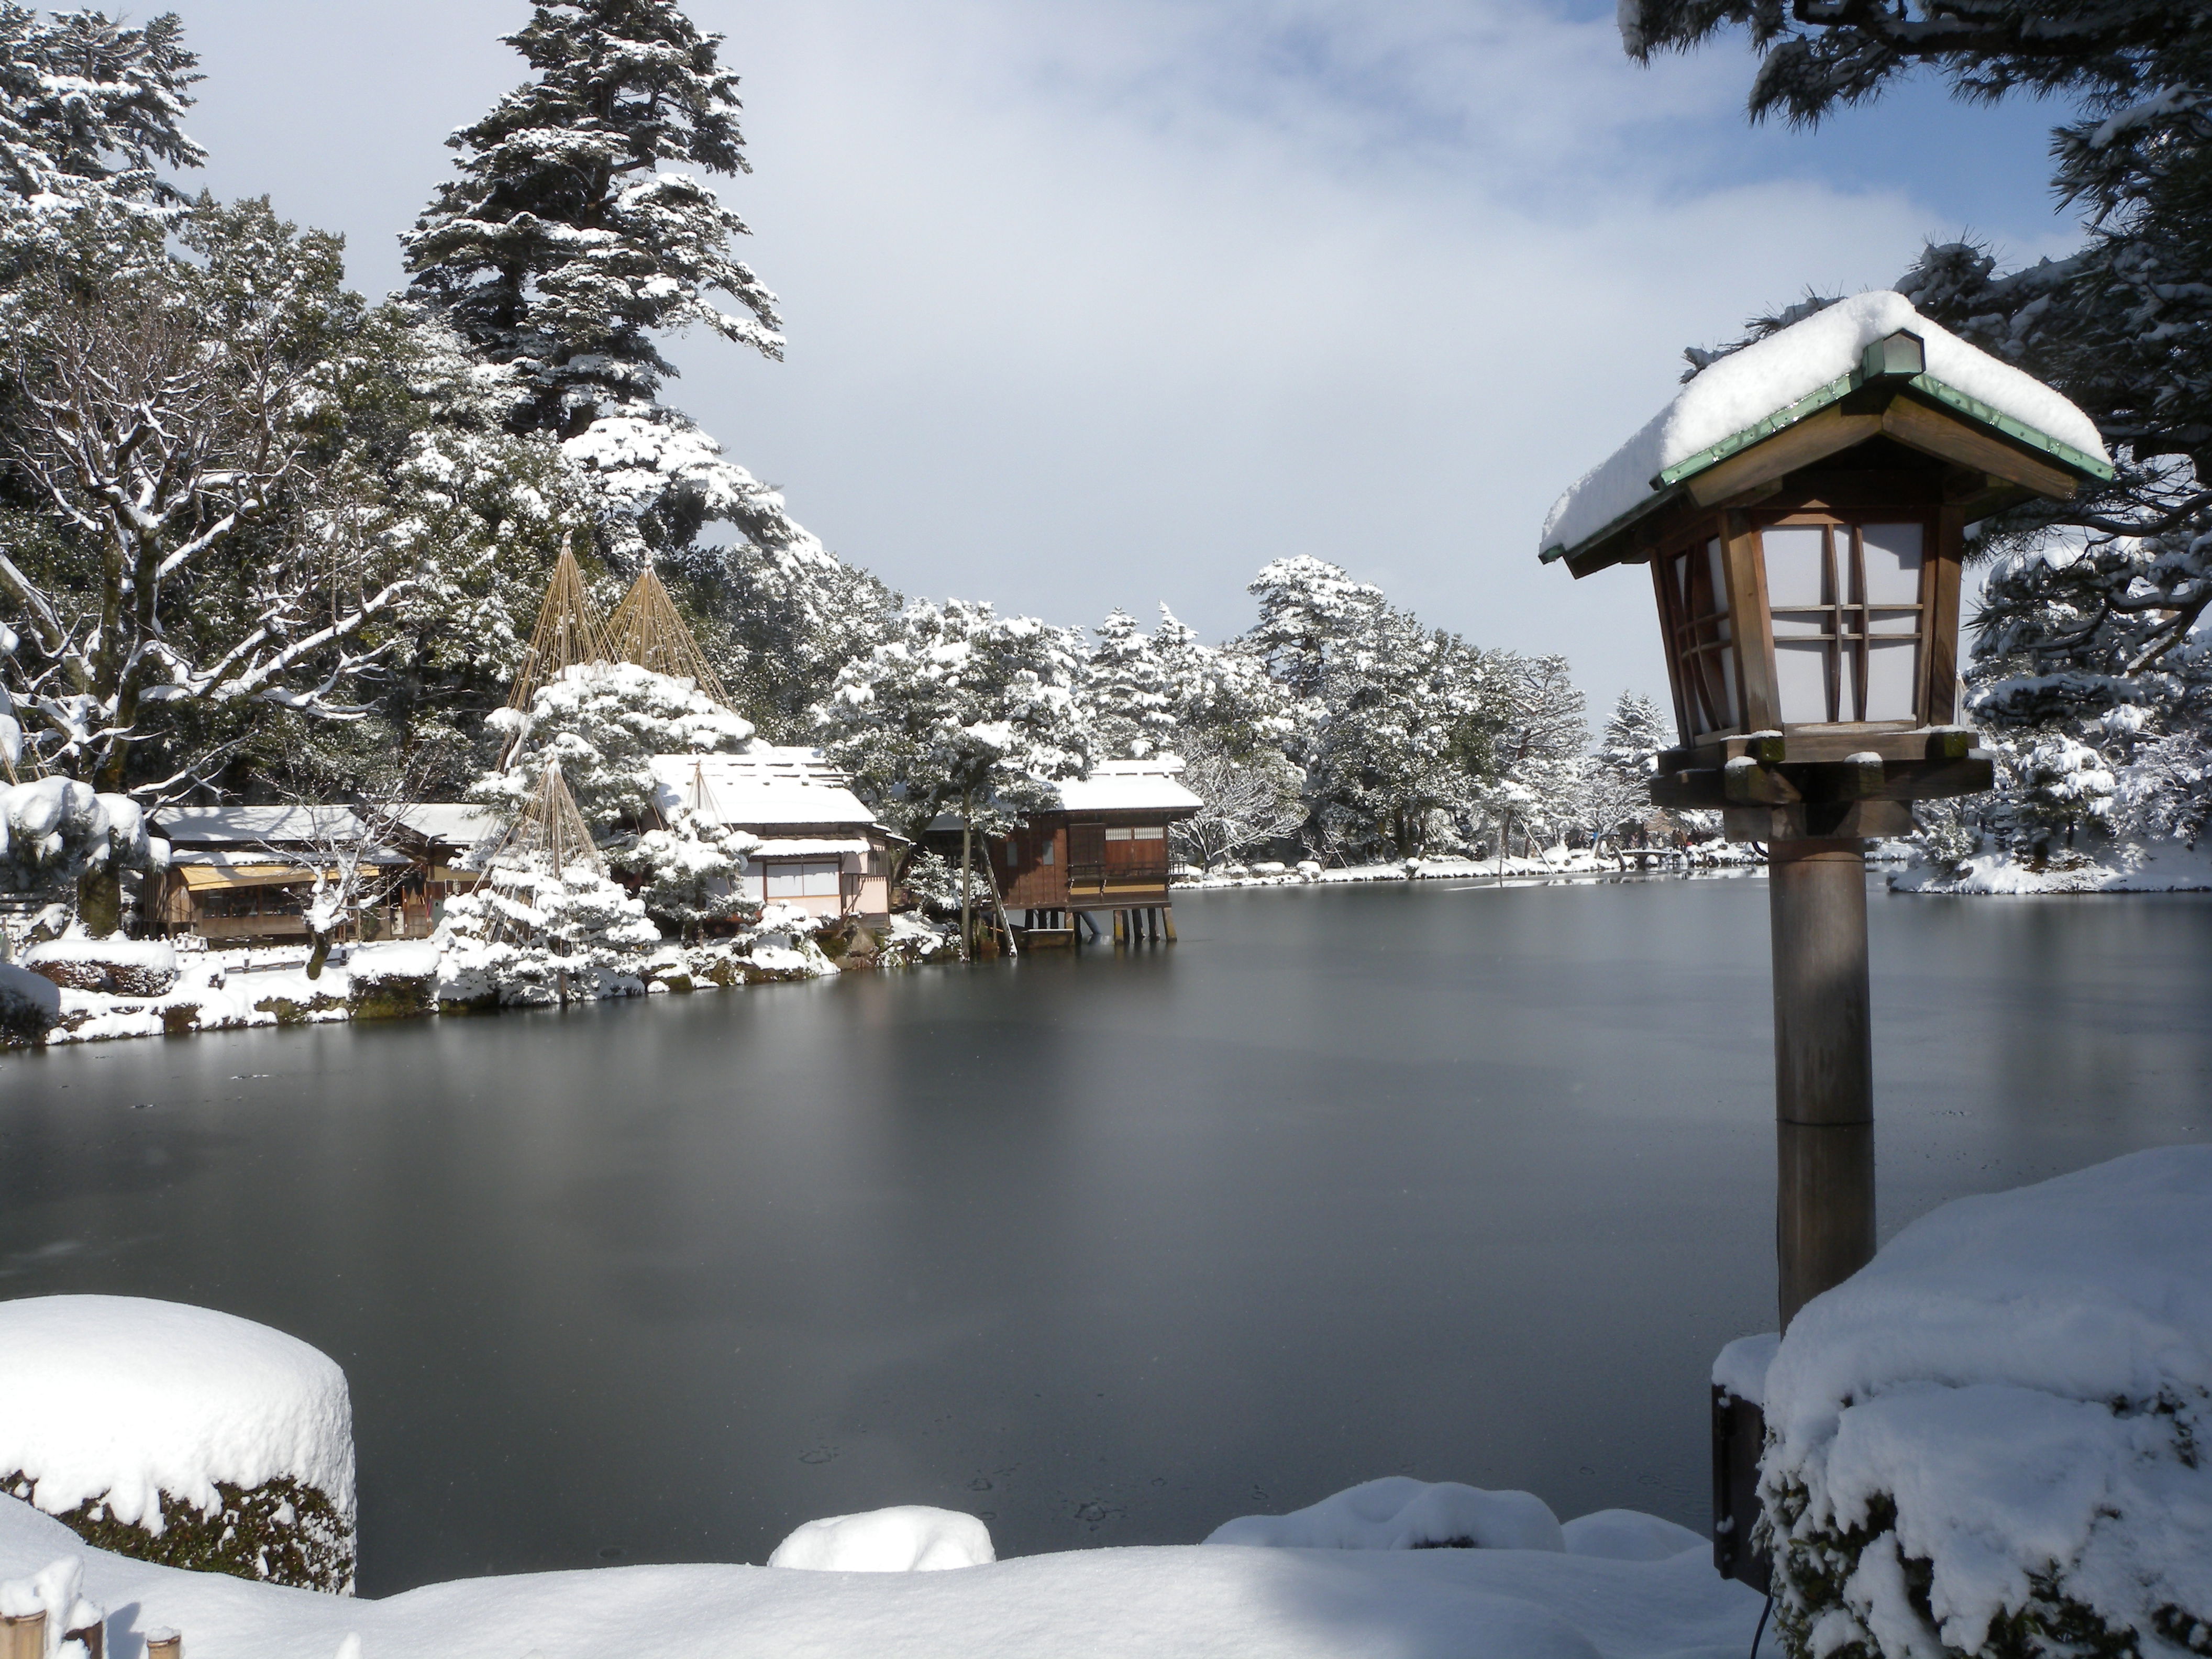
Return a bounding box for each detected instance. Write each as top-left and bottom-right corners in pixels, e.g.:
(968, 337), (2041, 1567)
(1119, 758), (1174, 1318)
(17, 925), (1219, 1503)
(3, 876), (2207, 1594)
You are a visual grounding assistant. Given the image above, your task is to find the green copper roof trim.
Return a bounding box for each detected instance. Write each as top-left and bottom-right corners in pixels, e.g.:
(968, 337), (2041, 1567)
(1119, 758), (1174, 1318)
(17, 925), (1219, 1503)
(1541, 368), (2115, 567)
(1652, 371), (1859, 489)
(1902, 374), (2115, 482)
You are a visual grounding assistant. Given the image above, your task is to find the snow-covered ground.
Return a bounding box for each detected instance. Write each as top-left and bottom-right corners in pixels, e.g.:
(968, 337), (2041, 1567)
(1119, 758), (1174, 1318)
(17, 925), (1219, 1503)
(1890, 837), (2212, 895)
(0, 1479), (1761, 1659)
(1180, 845), (1760, 890)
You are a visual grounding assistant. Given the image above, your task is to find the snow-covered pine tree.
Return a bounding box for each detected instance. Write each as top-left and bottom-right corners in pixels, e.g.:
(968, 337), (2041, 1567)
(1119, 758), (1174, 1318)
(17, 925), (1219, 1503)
(401, 0), (779, 439)
(1583, 691), (1668, 853)
(1081, 610), (1178, 759)
(1151, 605), (1292, 758)
(0, 6), (203, 253)
(1483, 655), (1588, 861)
(820, 600), (1089, 949)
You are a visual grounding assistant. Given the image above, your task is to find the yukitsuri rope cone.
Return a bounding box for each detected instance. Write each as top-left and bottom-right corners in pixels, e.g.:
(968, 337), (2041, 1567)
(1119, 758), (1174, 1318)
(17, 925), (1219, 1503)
(496, 762), (604, 881)
(506, 534), (613, 717)
(606, 562), (732, 708)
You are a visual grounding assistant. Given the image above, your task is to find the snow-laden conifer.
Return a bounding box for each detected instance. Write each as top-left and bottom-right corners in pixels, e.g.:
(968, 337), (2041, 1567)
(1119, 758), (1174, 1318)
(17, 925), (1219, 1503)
(402, 0), (780, 438)
(1080, 609), (1178, 760)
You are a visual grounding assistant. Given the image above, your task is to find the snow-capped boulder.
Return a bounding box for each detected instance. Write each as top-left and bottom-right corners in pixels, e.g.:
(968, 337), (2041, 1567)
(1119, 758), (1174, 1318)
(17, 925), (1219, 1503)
(1560, 1510), (1707, 1562)
(0, 1297), (357, 1594)
(1203, 1477), (1567, 1553)
(0, 963), (61, 1046)
(1760, 1146), (2212, 1658)
(768, 1507), (994, 1572)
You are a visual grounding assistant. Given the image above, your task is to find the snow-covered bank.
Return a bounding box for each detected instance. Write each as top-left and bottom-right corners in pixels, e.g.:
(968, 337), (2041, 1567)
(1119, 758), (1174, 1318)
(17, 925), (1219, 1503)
(1180, 845), (1761, 890)
(1891, 837), (2212, 895)
(1758, 1145), (2212, 1657)
(0, 1481), (1761, 1659)
(1, 915), (959, 1052)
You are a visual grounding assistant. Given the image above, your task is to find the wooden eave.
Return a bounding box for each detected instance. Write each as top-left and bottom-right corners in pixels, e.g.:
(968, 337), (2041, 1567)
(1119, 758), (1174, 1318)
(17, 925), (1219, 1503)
(1543, 373), (2114, 579)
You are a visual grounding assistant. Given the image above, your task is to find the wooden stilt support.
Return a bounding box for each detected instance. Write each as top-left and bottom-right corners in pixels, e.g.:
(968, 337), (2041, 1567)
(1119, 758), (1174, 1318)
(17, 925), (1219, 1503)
(1769, 838), (1876, 1329)
(1163, 905), (1177, 942)
(145, 1634), (181, 1659)
(2, 1612), (46, 1659)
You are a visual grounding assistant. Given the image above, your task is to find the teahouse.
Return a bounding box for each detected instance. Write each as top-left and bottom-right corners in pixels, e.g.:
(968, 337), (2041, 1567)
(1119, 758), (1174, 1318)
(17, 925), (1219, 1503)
(649, 747), (900, 927)
(149, 806), (409, 945)
(1540, 290), (2113, 1590)
(931, 758), (1203, 944)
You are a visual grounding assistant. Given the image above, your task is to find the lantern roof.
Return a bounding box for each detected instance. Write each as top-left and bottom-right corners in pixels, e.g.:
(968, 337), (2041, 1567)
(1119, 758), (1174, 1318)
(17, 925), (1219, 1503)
(1539, 292), (2113, 574)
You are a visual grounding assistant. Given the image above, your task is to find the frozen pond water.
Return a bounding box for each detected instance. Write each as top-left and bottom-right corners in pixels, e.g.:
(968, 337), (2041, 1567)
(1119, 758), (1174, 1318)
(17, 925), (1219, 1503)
(3, 876), (2208, 1592)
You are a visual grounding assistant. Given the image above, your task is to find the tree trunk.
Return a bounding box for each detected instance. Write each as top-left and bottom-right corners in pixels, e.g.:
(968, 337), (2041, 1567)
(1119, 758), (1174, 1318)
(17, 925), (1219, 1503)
(959, 793), (974, 964)
(77, 867), (121, 936)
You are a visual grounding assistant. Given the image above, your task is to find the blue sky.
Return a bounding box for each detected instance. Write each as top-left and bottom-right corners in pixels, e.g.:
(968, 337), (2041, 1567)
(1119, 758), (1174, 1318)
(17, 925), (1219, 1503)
(173, 0), (2081, 717)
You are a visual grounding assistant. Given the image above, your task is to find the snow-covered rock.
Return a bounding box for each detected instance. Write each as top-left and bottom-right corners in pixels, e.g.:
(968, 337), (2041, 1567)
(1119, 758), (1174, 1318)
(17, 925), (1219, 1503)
(1761, 1146), (2212, 1658)
(768, 1507), (996, 1573)
(0, 1297), (356, 1595)
(1204, 1476), (1568, 1553)
(1560, 1510), (1707, 1563)
(345, 942), (442, 1020)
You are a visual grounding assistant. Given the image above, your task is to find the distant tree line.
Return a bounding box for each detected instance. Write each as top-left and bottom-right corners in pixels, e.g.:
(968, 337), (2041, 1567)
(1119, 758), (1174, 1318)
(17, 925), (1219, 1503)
(0, 0), (1664, 934)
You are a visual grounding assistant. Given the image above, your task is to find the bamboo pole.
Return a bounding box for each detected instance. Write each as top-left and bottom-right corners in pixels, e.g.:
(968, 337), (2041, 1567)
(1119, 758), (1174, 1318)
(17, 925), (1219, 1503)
(1, 1612), (43, 1659)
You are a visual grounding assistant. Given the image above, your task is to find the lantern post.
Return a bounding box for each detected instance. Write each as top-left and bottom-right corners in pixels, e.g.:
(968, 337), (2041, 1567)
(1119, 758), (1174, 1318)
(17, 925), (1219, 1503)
(1537, 296), (2114, 1583)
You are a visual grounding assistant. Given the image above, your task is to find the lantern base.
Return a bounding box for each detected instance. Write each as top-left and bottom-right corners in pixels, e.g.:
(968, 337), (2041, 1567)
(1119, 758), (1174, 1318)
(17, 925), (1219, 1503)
(1653, 725), (1990, 840)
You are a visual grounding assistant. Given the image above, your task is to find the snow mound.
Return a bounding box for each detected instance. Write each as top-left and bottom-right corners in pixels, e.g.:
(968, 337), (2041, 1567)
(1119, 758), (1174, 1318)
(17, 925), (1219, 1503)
(768, 1507), (996, 1572)
(1560, 1510), (1706, 1562)
(0, 1297), (355, 1534)
(1541, 291), (2109, 558)
(1203, 1477), (1567, 1553)
(1, 1486), (1765, 1659)
(1711, 1333), (1778, 1408)
(1763, 1145), (2212, 1657)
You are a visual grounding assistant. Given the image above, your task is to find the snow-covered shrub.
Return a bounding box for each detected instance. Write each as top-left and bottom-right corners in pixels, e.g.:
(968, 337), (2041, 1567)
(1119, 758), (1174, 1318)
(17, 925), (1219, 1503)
(23, 937), (178, 997)
(344, 943), (441, 1021)
(480, 662), (753, 829)
(477, 662), (759, 936)
(1204, 1477), (1567, 1553)
(0, 963), (60, 1047)
(1760, 1147), (2211, 1659)
(433, 860), (662, 1008)
(0, 1297), (356, 1595)
(768, 1506), (994, 1573)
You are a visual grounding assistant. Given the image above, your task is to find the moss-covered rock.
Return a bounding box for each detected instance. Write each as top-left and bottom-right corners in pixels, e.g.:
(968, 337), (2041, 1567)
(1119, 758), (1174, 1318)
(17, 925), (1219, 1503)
(3, 1469), (355, 1594)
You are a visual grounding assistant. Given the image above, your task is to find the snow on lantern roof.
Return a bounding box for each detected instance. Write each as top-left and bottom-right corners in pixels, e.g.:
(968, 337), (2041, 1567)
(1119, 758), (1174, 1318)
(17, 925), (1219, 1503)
(1539, 292), (2113, 568)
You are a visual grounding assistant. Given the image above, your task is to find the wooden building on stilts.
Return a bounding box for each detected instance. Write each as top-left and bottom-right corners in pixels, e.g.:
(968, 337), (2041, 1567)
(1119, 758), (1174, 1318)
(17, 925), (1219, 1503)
(926, 759), (1202, 947)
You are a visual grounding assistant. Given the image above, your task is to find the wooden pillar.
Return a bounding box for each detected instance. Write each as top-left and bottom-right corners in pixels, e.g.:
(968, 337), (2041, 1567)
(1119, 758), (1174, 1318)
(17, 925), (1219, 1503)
(146, 1634), (181, 1659)
(1112, 910), (1124, 943)
(2, 1613), (45, 1659)
(1162, 905), (1177, 942)
(1769, 839), (1875, 1329)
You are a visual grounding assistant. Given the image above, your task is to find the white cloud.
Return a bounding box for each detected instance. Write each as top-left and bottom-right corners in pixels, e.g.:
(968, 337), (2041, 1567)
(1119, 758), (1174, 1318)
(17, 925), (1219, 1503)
(177, 0), (2073, 716)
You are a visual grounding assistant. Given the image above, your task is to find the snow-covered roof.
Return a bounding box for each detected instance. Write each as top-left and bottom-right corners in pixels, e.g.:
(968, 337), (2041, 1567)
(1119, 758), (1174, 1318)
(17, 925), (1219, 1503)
(154, 806), (370, 847)
(649, 751), (882, 832)
(1540, 292), (2113, 565)
(1053, 758), (1203, 815)
(747, 837), (876, 858)
(391, 804), (502, 847)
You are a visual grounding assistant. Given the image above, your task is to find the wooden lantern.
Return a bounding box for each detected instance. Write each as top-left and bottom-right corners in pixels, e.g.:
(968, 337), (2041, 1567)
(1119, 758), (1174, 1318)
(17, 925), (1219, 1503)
(1544, 316), (2111, 844)
(1542, 298), (2113, 1589)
